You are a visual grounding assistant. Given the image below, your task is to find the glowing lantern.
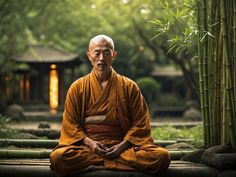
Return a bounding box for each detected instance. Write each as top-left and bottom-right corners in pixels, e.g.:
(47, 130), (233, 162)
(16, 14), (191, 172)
(49, 64), (58, 110)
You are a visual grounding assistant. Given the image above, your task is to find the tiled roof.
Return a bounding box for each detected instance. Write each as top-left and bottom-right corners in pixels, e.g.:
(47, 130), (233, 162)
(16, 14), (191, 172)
(15, 45), (78, 63)
(152, 65), (183, 77)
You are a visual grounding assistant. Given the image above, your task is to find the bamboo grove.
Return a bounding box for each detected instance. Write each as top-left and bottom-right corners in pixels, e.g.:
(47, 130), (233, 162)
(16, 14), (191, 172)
(197, 0), (236, 148)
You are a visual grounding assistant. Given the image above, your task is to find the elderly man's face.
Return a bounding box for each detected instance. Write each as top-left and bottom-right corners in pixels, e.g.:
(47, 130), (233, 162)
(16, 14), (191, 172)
(87, 39), (117, 72)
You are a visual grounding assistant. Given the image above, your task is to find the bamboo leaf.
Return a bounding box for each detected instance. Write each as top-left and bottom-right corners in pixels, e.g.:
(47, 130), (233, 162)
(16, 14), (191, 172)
(151, 32), (165, 40)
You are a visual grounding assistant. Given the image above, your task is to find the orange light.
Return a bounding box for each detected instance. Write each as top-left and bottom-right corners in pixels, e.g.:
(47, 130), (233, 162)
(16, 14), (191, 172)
(49, 65), (58, 110)
(26, 75), (30, 100)
(19, 76), (24, 100)
(51, 64), (57, 69)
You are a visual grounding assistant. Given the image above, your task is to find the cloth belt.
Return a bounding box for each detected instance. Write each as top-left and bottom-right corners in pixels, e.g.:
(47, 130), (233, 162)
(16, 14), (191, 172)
(85, 124), (122, 135)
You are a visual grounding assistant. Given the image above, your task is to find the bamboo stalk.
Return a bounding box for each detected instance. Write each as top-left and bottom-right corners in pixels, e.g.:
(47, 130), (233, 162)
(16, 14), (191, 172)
(208, 0), (219, 145)
(0, 149), (193, 160)
(208, 0), (216, 145)
(228, 0), (236, 122)
(222, 51), (228, 144)
(212, 0), (222, 146)
(0, 139), (58, 148)
(232, 0), (236, 131)
(209, 0), (215, 146)
(197, 0), (236, 147)
(222, 0), (236, 148)
(0, 139), (193, 148)
(215, 0), (223, 143)
(0, 149), (52, 158)
(231, 0), (236, 136)
(232, 0), (236, 148)
(202, 0), (211, 147)
(154, 139), (194, 147)
(197, 0), (207, 146)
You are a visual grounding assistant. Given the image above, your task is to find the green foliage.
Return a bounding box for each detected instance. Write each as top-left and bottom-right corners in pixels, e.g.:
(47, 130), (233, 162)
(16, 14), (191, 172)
(152, 124), (204, 148)
(0, 0), (187, 76)
(0, 0), (199, 104)
(150, 0), (200, 102)
(136, 77), (160, 105)
(157, 93), (184, 106)
(0, 0), (158, 83)
(150, 0), (198, 56)
(0, 114), (18, 138)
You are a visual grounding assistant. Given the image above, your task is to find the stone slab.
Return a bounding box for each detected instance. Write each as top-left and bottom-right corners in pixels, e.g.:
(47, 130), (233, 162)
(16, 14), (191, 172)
(0, 159), (218, 177)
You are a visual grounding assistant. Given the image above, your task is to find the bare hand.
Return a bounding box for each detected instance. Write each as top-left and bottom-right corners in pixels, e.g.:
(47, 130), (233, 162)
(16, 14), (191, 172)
(83, 137), (108, 157)
(105, 140), (131, 159)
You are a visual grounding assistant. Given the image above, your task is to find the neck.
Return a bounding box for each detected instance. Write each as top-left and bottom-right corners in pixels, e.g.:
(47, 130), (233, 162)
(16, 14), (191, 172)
(94, 67), (112, 83)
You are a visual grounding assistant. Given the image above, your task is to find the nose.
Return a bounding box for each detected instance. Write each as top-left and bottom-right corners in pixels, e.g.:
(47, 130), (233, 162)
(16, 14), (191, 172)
(98, 53), (105, 61)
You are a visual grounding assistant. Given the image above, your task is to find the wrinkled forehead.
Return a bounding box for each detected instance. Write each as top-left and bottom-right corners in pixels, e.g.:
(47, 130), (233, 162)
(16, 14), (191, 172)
(89, 35), (114, 51)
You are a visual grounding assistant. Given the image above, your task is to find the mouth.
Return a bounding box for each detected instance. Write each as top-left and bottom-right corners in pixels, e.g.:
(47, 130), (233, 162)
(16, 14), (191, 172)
(97, 63), (107, 68)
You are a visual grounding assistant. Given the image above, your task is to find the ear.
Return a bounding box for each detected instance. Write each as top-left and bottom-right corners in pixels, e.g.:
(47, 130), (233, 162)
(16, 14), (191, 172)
(112, 51), (117, 58)
(87, 51), (92, 61)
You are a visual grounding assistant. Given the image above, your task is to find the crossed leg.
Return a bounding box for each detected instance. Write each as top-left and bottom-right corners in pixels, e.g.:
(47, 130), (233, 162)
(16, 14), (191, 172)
(50, 145), (170, 176)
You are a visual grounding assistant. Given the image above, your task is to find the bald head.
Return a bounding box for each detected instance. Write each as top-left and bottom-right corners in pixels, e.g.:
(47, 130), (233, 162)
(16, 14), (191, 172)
(88, 35), (115, 51)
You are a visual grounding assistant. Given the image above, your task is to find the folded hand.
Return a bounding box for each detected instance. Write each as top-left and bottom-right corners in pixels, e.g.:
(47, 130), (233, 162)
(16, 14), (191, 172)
(83, 137), (108, 157)
(105, 140), (131, 159)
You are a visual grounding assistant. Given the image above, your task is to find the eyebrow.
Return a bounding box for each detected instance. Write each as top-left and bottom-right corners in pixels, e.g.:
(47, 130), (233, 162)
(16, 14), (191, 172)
(93, 48), (112, 52)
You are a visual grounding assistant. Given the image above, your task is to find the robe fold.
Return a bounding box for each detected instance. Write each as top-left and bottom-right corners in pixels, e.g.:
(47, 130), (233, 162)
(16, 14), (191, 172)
(50, 68), (170, 176)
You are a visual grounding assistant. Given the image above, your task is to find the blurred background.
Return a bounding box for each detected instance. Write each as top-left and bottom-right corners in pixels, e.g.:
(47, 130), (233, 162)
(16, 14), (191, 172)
(0, 0), (202, 144)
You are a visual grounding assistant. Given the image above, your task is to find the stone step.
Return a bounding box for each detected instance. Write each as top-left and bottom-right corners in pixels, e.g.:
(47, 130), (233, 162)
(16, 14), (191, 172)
(0, 159), (218, 177)
(23, 111), (62, 122)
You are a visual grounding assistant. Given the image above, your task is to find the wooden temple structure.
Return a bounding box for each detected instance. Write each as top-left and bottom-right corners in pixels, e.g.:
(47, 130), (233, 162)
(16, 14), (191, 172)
(13, 44), (81, 110)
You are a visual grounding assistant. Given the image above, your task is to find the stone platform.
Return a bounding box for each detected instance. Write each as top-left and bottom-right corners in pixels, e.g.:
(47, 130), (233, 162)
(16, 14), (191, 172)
(0, 159), (219, 177)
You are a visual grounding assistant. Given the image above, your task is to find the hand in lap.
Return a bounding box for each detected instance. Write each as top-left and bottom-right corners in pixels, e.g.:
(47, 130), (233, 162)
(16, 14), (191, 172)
(83, 137), (108, 157)
(105, 140), (131, 159)
(83, 137), (131, 159)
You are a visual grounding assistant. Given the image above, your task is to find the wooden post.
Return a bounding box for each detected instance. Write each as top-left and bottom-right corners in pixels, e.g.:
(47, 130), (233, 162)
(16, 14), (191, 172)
(58, 68), (65, 108)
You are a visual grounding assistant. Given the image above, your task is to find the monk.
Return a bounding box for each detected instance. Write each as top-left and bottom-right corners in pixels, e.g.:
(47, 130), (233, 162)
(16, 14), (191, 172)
(50, 34), (171, 177)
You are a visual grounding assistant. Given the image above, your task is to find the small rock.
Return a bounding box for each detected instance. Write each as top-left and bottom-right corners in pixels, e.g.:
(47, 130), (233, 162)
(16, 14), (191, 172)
(182, 149), (205, 163)
(217, 170), (236, 177)
(185, 100), (199, 109)
(12, 132), (39, 139)
(201, 144), (236, 170)
(165, 142), (195, 150)
(5, 104), (25, 121)
(38, 121), (51, 129)
(183, 107), (201, 121)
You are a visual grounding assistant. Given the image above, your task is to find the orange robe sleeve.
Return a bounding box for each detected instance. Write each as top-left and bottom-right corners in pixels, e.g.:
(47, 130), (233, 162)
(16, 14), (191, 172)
(123, 80), (154, 146)
(58, 79), (87, 146)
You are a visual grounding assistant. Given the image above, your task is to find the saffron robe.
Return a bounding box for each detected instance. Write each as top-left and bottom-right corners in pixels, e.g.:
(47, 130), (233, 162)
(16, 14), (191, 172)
(50, 68), (170, 176)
